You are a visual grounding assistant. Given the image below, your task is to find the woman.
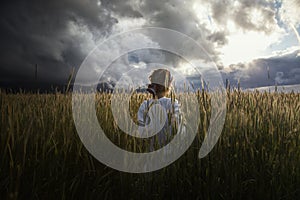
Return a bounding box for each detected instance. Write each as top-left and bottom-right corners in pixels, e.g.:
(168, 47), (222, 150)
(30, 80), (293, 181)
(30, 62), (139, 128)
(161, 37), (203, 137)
(137, 69), (183, 151)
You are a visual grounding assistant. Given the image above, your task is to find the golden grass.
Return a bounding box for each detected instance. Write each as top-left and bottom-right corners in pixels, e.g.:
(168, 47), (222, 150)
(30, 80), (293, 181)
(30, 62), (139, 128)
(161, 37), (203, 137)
(0, 90), (299, 199)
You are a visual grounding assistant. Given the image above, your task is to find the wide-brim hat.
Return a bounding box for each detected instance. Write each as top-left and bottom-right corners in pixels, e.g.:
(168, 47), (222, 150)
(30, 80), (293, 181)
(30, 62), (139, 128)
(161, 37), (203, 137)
(149, 69), (173, 88)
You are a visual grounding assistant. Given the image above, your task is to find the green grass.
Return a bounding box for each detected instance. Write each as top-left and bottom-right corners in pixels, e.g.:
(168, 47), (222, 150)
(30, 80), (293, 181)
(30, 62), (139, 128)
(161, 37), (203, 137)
(0, 90), (299, 199)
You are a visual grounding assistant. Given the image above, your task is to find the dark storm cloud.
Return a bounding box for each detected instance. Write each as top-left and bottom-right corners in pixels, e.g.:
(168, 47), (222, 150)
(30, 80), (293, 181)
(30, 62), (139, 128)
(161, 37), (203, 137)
(209, 0), (277, 34)
(133, 0), (221, 59)
(101, 0), (142, 18)
(220, 49), (300, 88)
(0, 0), (297, 89)
(0, 0), (118, 83)
(0, 0), (223, 85)
(207, 31), (228, 46)
(210, 0), (228, 24)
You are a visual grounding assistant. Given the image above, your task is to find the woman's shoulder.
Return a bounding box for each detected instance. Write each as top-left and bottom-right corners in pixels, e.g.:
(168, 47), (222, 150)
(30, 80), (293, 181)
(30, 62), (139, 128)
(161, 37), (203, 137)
(139, 99), (153, 109)
(159, 97), (179, 103)
(140, 98), (179, 108)
(158, 97), (179, 108)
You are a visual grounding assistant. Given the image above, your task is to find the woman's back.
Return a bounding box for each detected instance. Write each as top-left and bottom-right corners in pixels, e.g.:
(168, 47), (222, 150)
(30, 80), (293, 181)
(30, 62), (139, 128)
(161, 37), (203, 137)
(138, 97), (181, 151)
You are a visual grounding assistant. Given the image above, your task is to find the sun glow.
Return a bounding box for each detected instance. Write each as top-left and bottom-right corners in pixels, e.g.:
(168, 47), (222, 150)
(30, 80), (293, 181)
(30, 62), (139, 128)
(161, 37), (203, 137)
(219, 20), (284, 67)
(192, 2), (286, 67)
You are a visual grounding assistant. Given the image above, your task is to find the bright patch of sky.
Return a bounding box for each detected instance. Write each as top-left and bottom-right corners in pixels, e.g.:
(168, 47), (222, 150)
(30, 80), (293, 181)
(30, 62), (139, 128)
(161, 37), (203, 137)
(265, 26), (300, 55)
(193, 0), (300, 67)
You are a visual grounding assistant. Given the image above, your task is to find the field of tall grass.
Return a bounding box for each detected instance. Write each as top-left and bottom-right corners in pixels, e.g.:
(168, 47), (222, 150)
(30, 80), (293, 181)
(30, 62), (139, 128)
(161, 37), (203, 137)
(0, 89), (299, 199)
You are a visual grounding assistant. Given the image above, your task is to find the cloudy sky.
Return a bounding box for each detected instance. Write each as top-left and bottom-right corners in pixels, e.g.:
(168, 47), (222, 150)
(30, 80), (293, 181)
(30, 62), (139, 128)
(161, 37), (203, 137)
(0, 0), (299, 89)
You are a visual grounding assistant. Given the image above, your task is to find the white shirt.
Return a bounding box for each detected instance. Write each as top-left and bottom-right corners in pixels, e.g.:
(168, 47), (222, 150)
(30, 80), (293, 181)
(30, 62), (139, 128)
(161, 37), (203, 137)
(137, 97), (182, 151)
